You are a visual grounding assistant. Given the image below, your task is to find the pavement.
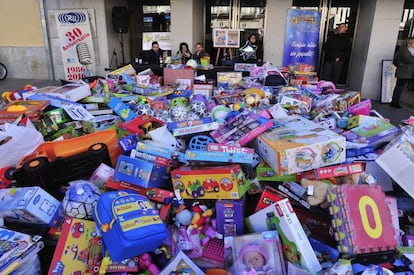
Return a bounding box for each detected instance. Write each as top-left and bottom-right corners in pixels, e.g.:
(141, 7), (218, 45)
(0, 78), (413, 126)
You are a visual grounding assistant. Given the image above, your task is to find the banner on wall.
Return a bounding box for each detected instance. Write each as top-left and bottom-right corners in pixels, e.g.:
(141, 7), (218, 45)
(55, 9), (96, 80)
(143, 32), (172, 50)
(283, 9), (321, 70)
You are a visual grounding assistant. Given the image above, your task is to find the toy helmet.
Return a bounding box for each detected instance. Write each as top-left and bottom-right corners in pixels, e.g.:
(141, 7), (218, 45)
(239, 243), (269, 265)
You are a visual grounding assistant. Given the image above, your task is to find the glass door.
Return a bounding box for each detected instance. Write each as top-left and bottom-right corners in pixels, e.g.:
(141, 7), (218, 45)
(206, 0), (266, 65)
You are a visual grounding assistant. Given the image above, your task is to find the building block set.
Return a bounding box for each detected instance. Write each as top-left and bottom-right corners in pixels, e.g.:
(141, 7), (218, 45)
(1, 62), (414, 274)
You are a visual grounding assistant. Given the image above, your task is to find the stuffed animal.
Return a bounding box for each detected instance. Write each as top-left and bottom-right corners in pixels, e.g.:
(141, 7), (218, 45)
(300, 178), (330, 208)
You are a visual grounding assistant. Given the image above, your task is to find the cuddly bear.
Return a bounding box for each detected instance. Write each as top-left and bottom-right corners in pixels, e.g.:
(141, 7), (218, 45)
(300, 178), (330, 208)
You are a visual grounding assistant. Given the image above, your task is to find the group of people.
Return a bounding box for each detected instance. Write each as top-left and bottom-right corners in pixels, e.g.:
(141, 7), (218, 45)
(145, 41), (207, 66)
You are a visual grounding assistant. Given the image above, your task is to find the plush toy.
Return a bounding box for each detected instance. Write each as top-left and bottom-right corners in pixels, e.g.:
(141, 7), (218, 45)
(300, 178), (330, 208)
(138, 253), (160, 275)
(190, 202), (213, 229)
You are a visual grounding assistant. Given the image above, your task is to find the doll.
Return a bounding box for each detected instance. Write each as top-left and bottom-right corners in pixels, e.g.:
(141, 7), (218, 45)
(239, 243), (275, 275)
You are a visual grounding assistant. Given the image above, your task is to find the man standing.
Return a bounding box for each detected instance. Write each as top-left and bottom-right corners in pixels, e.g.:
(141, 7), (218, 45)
(321, 23), (352, 85)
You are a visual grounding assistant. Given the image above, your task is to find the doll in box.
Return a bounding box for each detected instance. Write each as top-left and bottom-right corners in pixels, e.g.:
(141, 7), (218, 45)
(239, 243), (276, 275)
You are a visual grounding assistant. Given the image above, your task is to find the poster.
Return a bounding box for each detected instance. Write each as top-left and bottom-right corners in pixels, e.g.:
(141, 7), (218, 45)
(283, 9), (321, 70)
(142, 32), (172, 50)
(381, 60), (397, 103)
(213, 28), (241, 48)
(55, 9), (96, 80)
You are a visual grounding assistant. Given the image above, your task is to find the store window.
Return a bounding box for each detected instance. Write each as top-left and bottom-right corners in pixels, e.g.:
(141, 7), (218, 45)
(142, 5), (171, 32)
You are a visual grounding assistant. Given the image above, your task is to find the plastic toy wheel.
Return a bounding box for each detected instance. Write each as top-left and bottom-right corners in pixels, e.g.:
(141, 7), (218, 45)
(0, 63), (7, 81)
(88, 143), (106, 155)
(22, 157), (50, 176)
(4, 167), (15, 180)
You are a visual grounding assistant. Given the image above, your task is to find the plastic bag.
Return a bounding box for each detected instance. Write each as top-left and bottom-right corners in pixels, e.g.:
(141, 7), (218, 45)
(0, 123), (44, 167)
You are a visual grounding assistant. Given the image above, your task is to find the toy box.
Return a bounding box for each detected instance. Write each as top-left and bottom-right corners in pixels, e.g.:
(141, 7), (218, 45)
(0, 187), (63, 226)
(160, 250), (205, 275)
(255, 115), (346, 175)
(0, 228), (43, 274)
(333, 91), (360, 111)
(210, 110), (273, 146)
(341, 118), (401, 149)
(256, 161), (296, 182)
(224, 231), (286, 275)
(216, 72), (242, 89)
(135, 141), (187, 163)
(108, 97), (137, 122)
(24, 82), (91, 102)
(0, 100), (50, 123)
(185, 149), (253, 164)
(193, 83), (214, 98)
(49, 217), (97, 274)
(245, 198), (322, 273)
(113, 154), (169, 189)
(167, 118), (219, 137)
(171, 164), (250, 199)
(254, 185), (285, 212)
(215, 198), (245, 237)
(163, 68), (195, 86)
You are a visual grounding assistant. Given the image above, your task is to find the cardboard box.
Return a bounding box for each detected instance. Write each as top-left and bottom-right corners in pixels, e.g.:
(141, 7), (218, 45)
(255, 115), (346, 175)
(256, 161), (296, 182)
(216, 72), (242, 89)
(333, 91), (360, 111)
(23, 83), (91, 102)
(171, 164), (250, 199)
(245, 198), (322, 273)
(215, 198), (245, 237)
(114, 154), (169, 189)
(0, 187), (62, 226)
(163, 68), (195, 86)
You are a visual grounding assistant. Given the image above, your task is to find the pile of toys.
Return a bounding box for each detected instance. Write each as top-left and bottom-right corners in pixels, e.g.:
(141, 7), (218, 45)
(0, 62), (414, 275)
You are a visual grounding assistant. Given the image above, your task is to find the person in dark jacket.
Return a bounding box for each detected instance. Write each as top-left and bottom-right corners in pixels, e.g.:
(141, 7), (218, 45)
(146, 41), (163, 65)
(239, 33), (263, 64)
(192, 42), (206, 64)
(391, 38), (414, 108)
(176, 42), (192, 64)
(321, 23), (352, 84)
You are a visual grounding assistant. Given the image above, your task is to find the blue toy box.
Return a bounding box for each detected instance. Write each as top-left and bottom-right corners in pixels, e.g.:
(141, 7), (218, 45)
(0, 187), (63, 226)
(93, 190), (168, 262)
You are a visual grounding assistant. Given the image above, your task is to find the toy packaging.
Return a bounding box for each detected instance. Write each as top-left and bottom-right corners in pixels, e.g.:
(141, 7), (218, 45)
(224, 231), (286, 275)
(215, 198), (245, 237)
(0, 100), (50, 123)
(255, 115), (346, 175)
(107, 97), (137, 122)
(256, 161), (296, 182)
(49, 217), (97, 274)
(332, 91), (361, 111)
(210, 110), (273, 146)
(0, 186), (63, 226)
(327, 184), (398, 254)
(160, 250), (205, 275)
(171, 164), (250, 199)
(0, 228), (43, 274)
(167, 118), (219, 137)
(92, 190), (168, 262)
(24, 82), (91, 102)
(216, 71), (242, 89)
(245, 198), (322, 273)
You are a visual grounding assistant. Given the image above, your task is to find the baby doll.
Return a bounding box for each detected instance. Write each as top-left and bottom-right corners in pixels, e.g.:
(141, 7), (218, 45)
(239, 243), (275, 275)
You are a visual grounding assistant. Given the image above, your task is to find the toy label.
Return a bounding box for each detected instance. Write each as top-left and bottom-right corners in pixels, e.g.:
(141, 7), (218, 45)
(207, 143), (254, 154)
(120, 215), (163, 231)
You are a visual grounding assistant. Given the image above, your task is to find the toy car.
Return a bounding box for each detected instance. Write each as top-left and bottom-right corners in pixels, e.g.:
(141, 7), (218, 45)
(11, 130), (121, 199)
(118, 115), (164, 138)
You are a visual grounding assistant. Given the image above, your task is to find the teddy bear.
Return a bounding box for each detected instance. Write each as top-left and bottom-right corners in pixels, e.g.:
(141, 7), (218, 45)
(300, 178), (330, 208)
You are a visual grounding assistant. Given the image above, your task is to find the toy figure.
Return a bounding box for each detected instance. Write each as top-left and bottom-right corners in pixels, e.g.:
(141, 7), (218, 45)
(239, 243), (275, 275)
(138, 253), (160, 275)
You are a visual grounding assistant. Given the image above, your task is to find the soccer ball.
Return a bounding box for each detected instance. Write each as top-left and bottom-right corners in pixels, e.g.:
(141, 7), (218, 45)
(136, 103), (154, 116)
(63, 180), (101, 220)
(186, 59), (198, 69)
(190, 101), (207, 117)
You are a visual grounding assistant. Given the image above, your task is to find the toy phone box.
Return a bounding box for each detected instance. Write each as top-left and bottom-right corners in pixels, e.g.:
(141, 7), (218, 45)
(163, 68), (195, 86)
(170, 164), (250, 199)
(245, 198), (322, 273)
(215, 198), (245, 237)
(210, 110), (273, 146)
(255, 115), (346, 176)
(0, 228), (43, 274)
(113, 154), (169, 189)
(49, 217), (97, 275)
(0, 100), (50, 123)
(0, 186), (63, 226)
(224, 231), (286, 275)
(92, 190), (168, 262)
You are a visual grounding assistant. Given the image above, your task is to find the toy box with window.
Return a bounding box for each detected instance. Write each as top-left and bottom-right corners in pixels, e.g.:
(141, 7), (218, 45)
(216, 72), (242, 90)
(245, 198), (322, 273)
(332, 91), (360, 111)
(210, 110), (273, 146)
(0, 100), (50, 123)
(255, 115), (346, 176)
(224, 231), (286, 275)
(0, 186), (63, 226)
(167, 117), (219, 137)
(215, 198), (245, 237)
(170, 164), (250, 199)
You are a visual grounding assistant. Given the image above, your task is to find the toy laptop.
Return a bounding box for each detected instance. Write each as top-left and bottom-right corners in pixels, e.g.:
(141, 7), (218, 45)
(93, 190), (168, 262)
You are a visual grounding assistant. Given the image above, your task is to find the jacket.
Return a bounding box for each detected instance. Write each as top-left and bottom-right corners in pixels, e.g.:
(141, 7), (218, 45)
(323, 32), (352, 62)
(146, 49), (163, 65)
(395, 45), (414, 79)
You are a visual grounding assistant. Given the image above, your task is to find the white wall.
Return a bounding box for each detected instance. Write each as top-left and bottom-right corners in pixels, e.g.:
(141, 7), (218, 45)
(263, 0), (292, 65)
(349, 0), (403, 99)
(192, 0), (205, 53)
(171, 0), (198, 56)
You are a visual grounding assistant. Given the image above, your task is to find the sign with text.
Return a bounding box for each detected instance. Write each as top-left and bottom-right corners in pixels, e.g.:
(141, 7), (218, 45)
(55, 9), (96, 80)
(142, 32), (171, 50)
(283, 9), (321, 70)
(213, 28), (241, 48)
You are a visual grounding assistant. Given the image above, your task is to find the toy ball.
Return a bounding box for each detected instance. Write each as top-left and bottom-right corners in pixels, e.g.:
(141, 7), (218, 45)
(63, 180), (101, 220)
(190, 101), (208, 117)
(244, 92), (261, 108)
(187, 112), (200, 120)
(169, 105), (188, 121)
(136, 103), (154, 116)
(211, 105), (230, 122)
(186, 59), (198, 69)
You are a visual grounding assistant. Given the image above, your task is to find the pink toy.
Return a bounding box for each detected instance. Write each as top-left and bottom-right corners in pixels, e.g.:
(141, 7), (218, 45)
(239, 243), (276, 275)
(138, 253), (160, 275)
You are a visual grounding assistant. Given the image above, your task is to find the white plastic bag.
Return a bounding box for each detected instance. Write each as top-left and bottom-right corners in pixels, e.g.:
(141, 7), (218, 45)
(0, 123), (44, 167)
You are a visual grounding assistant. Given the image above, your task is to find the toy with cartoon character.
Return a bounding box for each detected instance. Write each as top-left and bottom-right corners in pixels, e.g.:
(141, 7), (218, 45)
(239, 243), (276, 275)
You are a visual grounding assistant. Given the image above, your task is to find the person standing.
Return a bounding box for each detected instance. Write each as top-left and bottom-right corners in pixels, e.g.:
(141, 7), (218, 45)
(321, 23), (352, 84)
(391, 38), (414, 108)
